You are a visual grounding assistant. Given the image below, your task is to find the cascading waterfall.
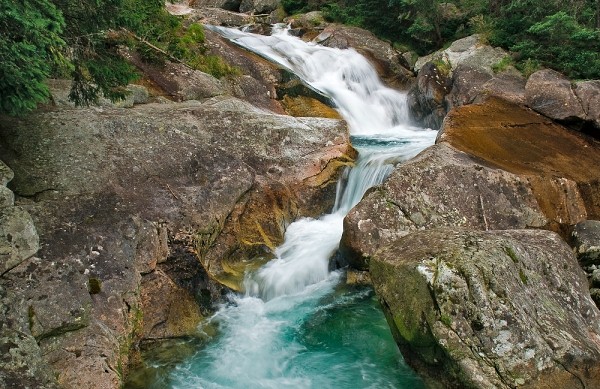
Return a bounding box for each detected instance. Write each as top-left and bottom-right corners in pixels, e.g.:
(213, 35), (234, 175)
(152, 26), (437, 389)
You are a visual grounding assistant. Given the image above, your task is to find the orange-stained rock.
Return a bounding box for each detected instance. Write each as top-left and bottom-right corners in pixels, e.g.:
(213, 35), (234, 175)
(439, 97), (600, 231)
(281, 95), (342, 119)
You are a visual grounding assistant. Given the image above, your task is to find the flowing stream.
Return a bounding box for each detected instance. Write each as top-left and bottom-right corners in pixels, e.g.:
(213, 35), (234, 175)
(128, 26), (437, 389)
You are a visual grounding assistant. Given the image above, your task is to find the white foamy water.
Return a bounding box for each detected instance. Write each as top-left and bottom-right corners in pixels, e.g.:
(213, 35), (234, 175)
(166, 25), (437, 389)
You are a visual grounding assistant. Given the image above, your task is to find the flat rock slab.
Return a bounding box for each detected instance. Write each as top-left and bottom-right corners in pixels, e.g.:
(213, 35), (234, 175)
(371, 228), (600, 389)
(440, 97), (600, 182)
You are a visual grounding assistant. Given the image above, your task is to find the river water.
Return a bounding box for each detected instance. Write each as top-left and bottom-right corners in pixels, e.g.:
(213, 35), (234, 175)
(127, 25), (437, 389)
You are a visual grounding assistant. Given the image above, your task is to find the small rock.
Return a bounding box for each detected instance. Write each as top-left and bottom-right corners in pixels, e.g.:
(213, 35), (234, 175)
(127, 84), (149, 105)
(0, 207), (39, 275)
(0, 186), (14, 208)
(0, 160), (14, 186)
(572, 220), (600, 266)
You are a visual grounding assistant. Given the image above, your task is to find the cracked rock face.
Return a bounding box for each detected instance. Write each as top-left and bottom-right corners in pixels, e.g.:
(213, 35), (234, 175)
(370, 228), (600, 389)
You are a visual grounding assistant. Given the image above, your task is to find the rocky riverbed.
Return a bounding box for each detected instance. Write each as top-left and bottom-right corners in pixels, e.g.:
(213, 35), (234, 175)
(2, 4), (600, 388)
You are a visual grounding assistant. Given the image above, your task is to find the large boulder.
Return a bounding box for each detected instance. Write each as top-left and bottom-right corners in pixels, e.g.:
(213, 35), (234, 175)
(573, 220), (600, 266)
(525, 70), (600, 136)
(574, 80), (600, 132)
(444, 65), (526, 112)
(186, 7), (255, 26)
(0, 95), (352, 387)
(414, 34), (507, 74)
(342, 98), (600, 269)
(190, 0), (242, 12)
(340, 142), (547, 269)
(525, 69), (586, 125)
(409, 35), (526, 129)
(239, 0), (279, 14)
(0, 161), (38, 275)
(572, 220), (600, 307)
(341, 95), (600, 389)
(371, 228), (600, 389)
(0, 325), (59, 389)
(407, 62), (452, 130)
(126, 55), (225, 103)
(0, 208), (39, 275)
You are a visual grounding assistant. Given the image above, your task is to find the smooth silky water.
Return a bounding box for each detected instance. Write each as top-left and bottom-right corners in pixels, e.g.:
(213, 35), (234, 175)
(126, 25), (437, 389)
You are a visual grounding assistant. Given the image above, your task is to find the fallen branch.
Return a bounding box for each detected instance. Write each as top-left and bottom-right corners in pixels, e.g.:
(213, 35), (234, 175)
(118, 28), (193, 69)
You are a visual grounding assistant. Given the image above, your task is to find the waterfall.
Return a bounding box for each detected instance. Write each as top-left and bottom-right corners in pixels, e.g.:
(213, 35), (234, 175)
(165, 26), (436, 389)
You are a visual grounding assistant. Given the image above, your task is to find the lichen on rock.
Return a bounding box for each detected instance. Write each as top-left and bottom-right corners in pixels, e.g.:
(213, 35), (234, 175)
(371, 228), (600, 389)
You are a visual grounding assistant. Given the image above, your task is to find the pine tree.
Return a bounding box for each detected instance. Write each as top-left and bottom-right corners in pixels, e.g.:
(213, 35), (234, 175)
(0, 0), (66, 115)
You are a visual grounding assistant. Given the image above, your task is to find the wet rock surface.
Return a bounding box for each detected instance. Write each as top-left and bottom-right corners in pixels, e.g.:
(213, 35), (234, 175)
(371, 228), (600, 389)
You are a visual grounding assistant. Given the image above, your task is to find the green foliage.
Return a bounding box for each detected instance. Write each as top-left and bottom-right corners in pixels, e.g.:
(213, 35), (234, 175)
(490, 2), (600, 79)
(519, 268), (528, 285)
(197, 55), (241, 78)
(440, 314), (452, 327)
(491, 55), (514, 73)
(0, 0), (239, 115)
(68, 37), (139, 105)
(51, 0), (177, 106)
(512, 11), (600, 78)
(281, 0), (310, 14)
(5, 0), (599, 115)
(468, 14), (494, 43)
(504, 246), (519, 263)
(515, 58), (541, 78)
(170, 23), (207, 61)
(432, 57), (452, 77)
(168, 24), (240, 77)
(0, 0), (66, 115)
(293, 0), (600, 79)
